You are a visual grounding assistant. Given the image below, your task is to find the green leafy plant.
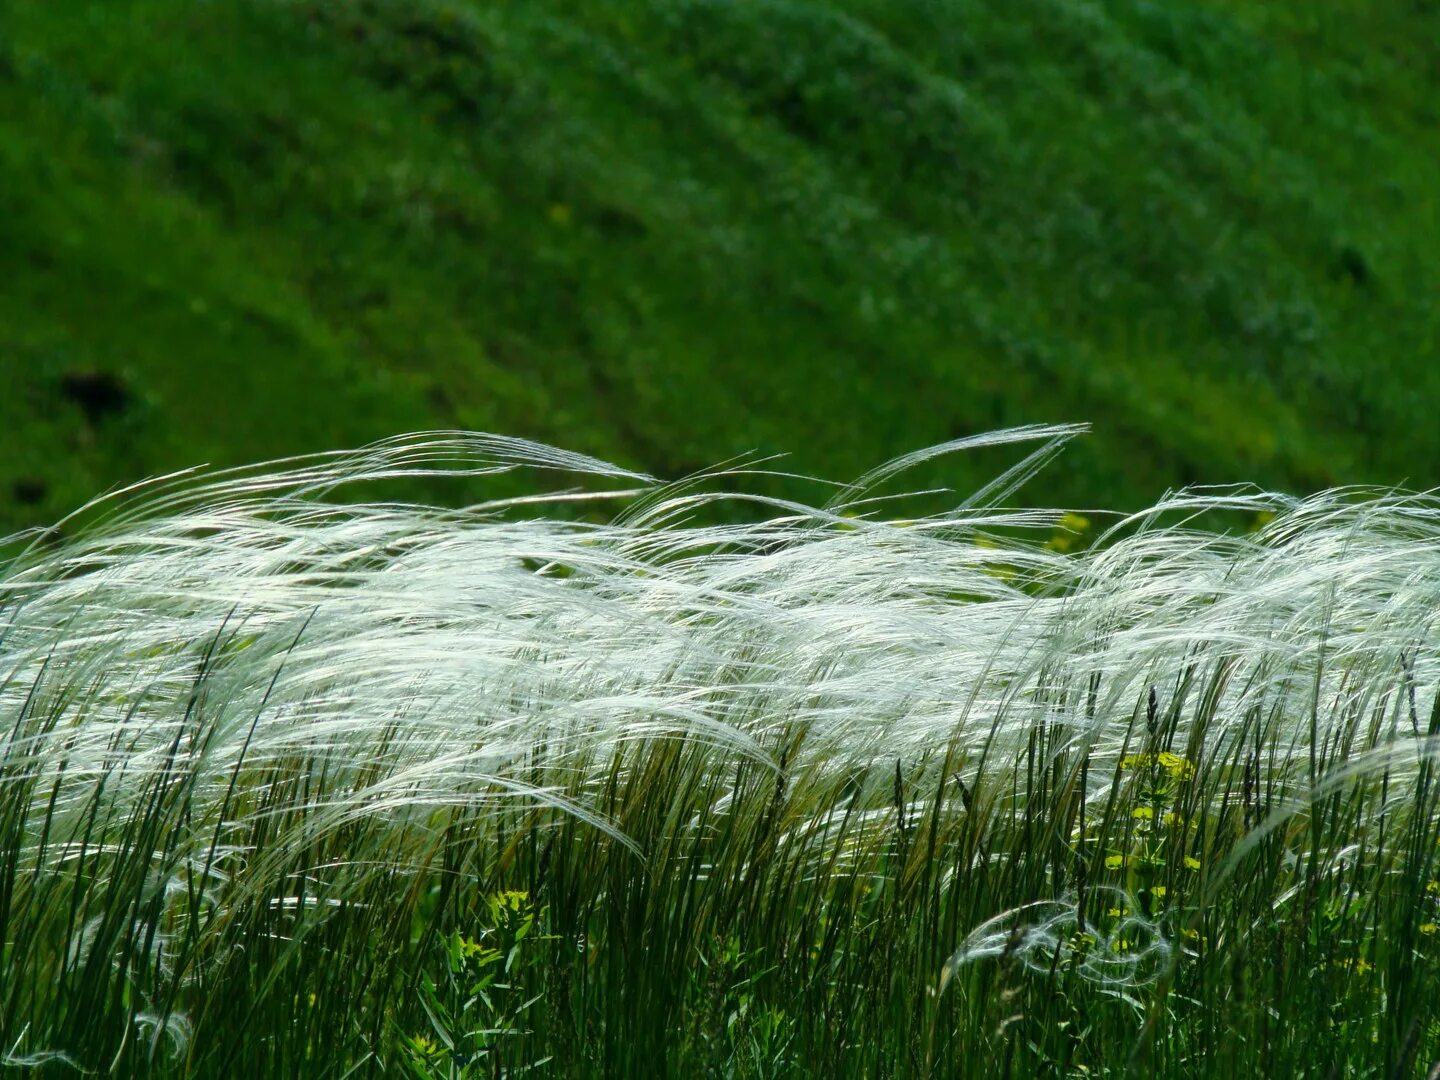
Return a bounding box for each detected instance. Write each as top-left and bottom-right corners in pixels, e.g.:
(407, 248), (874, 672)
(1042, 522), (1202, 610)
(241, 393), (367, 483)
(403, 892), (552, 1079)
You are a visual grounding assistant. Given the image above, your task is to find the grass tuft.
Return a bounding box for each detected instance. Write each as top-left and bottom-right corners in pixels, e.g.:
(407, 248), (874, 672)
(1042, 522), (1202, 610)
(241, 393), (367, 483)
(2, 429), (1439, 1076)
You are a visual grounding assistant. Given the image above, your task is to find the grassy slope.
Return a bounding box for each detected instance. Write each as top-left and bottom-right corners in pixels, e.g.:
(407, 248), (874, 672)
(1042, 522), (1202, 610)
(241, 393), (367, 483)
(2, 0), (1439, 534)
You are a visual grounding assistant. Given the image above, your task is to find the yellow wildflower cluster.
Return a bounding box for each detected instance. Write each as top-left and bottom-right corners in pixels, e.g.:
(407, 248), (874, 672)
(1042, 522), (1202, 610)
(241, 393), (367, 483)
(1421, 882), (1440, 939)
(1101, 849), (1201, 872)
(1119, 751), (1196, 781)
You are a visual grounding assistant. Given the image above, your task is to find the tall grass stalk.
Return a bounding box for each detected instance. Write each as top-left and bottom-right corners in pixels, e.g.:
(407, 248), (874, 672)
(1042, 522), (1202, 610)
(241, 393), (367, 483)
(2, 428), (1438, 1077)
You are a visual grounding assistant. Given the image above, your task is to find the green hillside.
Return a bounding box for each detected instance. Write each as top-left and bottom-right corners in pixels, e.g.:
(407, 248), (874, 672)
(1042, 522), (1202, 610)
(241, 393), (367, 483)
(3, 0), (1439, 533)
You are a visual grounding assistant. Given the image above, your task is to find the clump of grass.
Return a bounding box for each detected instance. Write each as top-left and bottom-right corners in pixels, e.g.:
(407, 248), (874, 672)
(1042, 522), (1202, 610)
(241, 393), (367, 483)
(2, 428), (1439, 1077)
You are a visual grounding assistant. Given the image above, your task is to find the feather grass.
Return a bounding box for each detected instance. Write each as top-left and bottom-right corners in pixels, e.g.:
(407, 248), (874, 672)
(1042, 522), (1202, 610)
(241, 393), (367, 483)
(2, 428), (1439, 1076)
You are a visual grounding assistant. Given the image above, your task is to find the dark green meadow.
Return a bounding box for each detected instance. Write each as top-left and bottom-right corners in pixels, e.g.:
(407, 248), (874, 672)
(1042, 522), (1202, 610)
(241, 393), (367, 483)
(3, 0), (1440, 531)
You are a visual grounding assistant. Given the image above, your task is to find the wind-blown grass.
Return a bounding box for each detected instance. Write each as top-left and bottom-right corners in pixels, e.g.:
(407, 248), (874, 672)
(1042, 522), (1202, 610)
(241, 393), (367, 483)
(2, 427), (1439, 1077)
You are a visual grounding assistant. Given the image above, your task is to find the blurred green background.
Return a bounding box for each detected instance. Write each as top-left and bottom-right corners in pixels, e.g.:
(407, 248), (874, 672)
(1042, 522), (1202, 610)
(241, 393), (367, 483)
(2, 0), (1438, 534)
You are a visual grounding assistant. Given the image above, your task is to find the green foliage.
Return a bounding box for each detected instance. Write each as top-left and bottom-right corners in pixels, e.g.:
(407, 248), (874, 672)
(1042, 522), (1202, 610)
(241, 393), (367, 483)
(403, 892), (553, 1078)
(3, 0), (1440, 534)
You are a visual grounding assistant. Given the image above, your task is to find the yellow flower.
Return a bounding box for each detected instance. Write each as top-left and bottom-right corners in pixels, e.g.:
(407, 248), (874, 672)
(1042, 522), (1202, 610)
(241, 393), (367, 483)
(1059, 512), (1091, 532)
(1426, 880), (1440, 894)
(1120, 753), (1151, 771)
(1151, 886), (1167, 900)
(1107, 906), (1130, 917)
(1105, 854), (1126, 870)
(1157, 752), (1196, 780)
(1163, 811), (1182, 827)
(1183, 856), (1202, 871)
(1132, 807), (1155, 820)
(1182, 928), (1201, 942)
(1421, 922), (1438, 936)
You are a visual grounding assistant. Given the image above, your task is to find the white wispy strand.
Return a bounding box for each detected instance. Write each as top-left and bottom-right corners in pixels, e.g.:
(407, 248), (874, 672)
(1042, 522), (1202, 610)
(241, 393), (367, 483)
(2, 427), (1438, 897)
